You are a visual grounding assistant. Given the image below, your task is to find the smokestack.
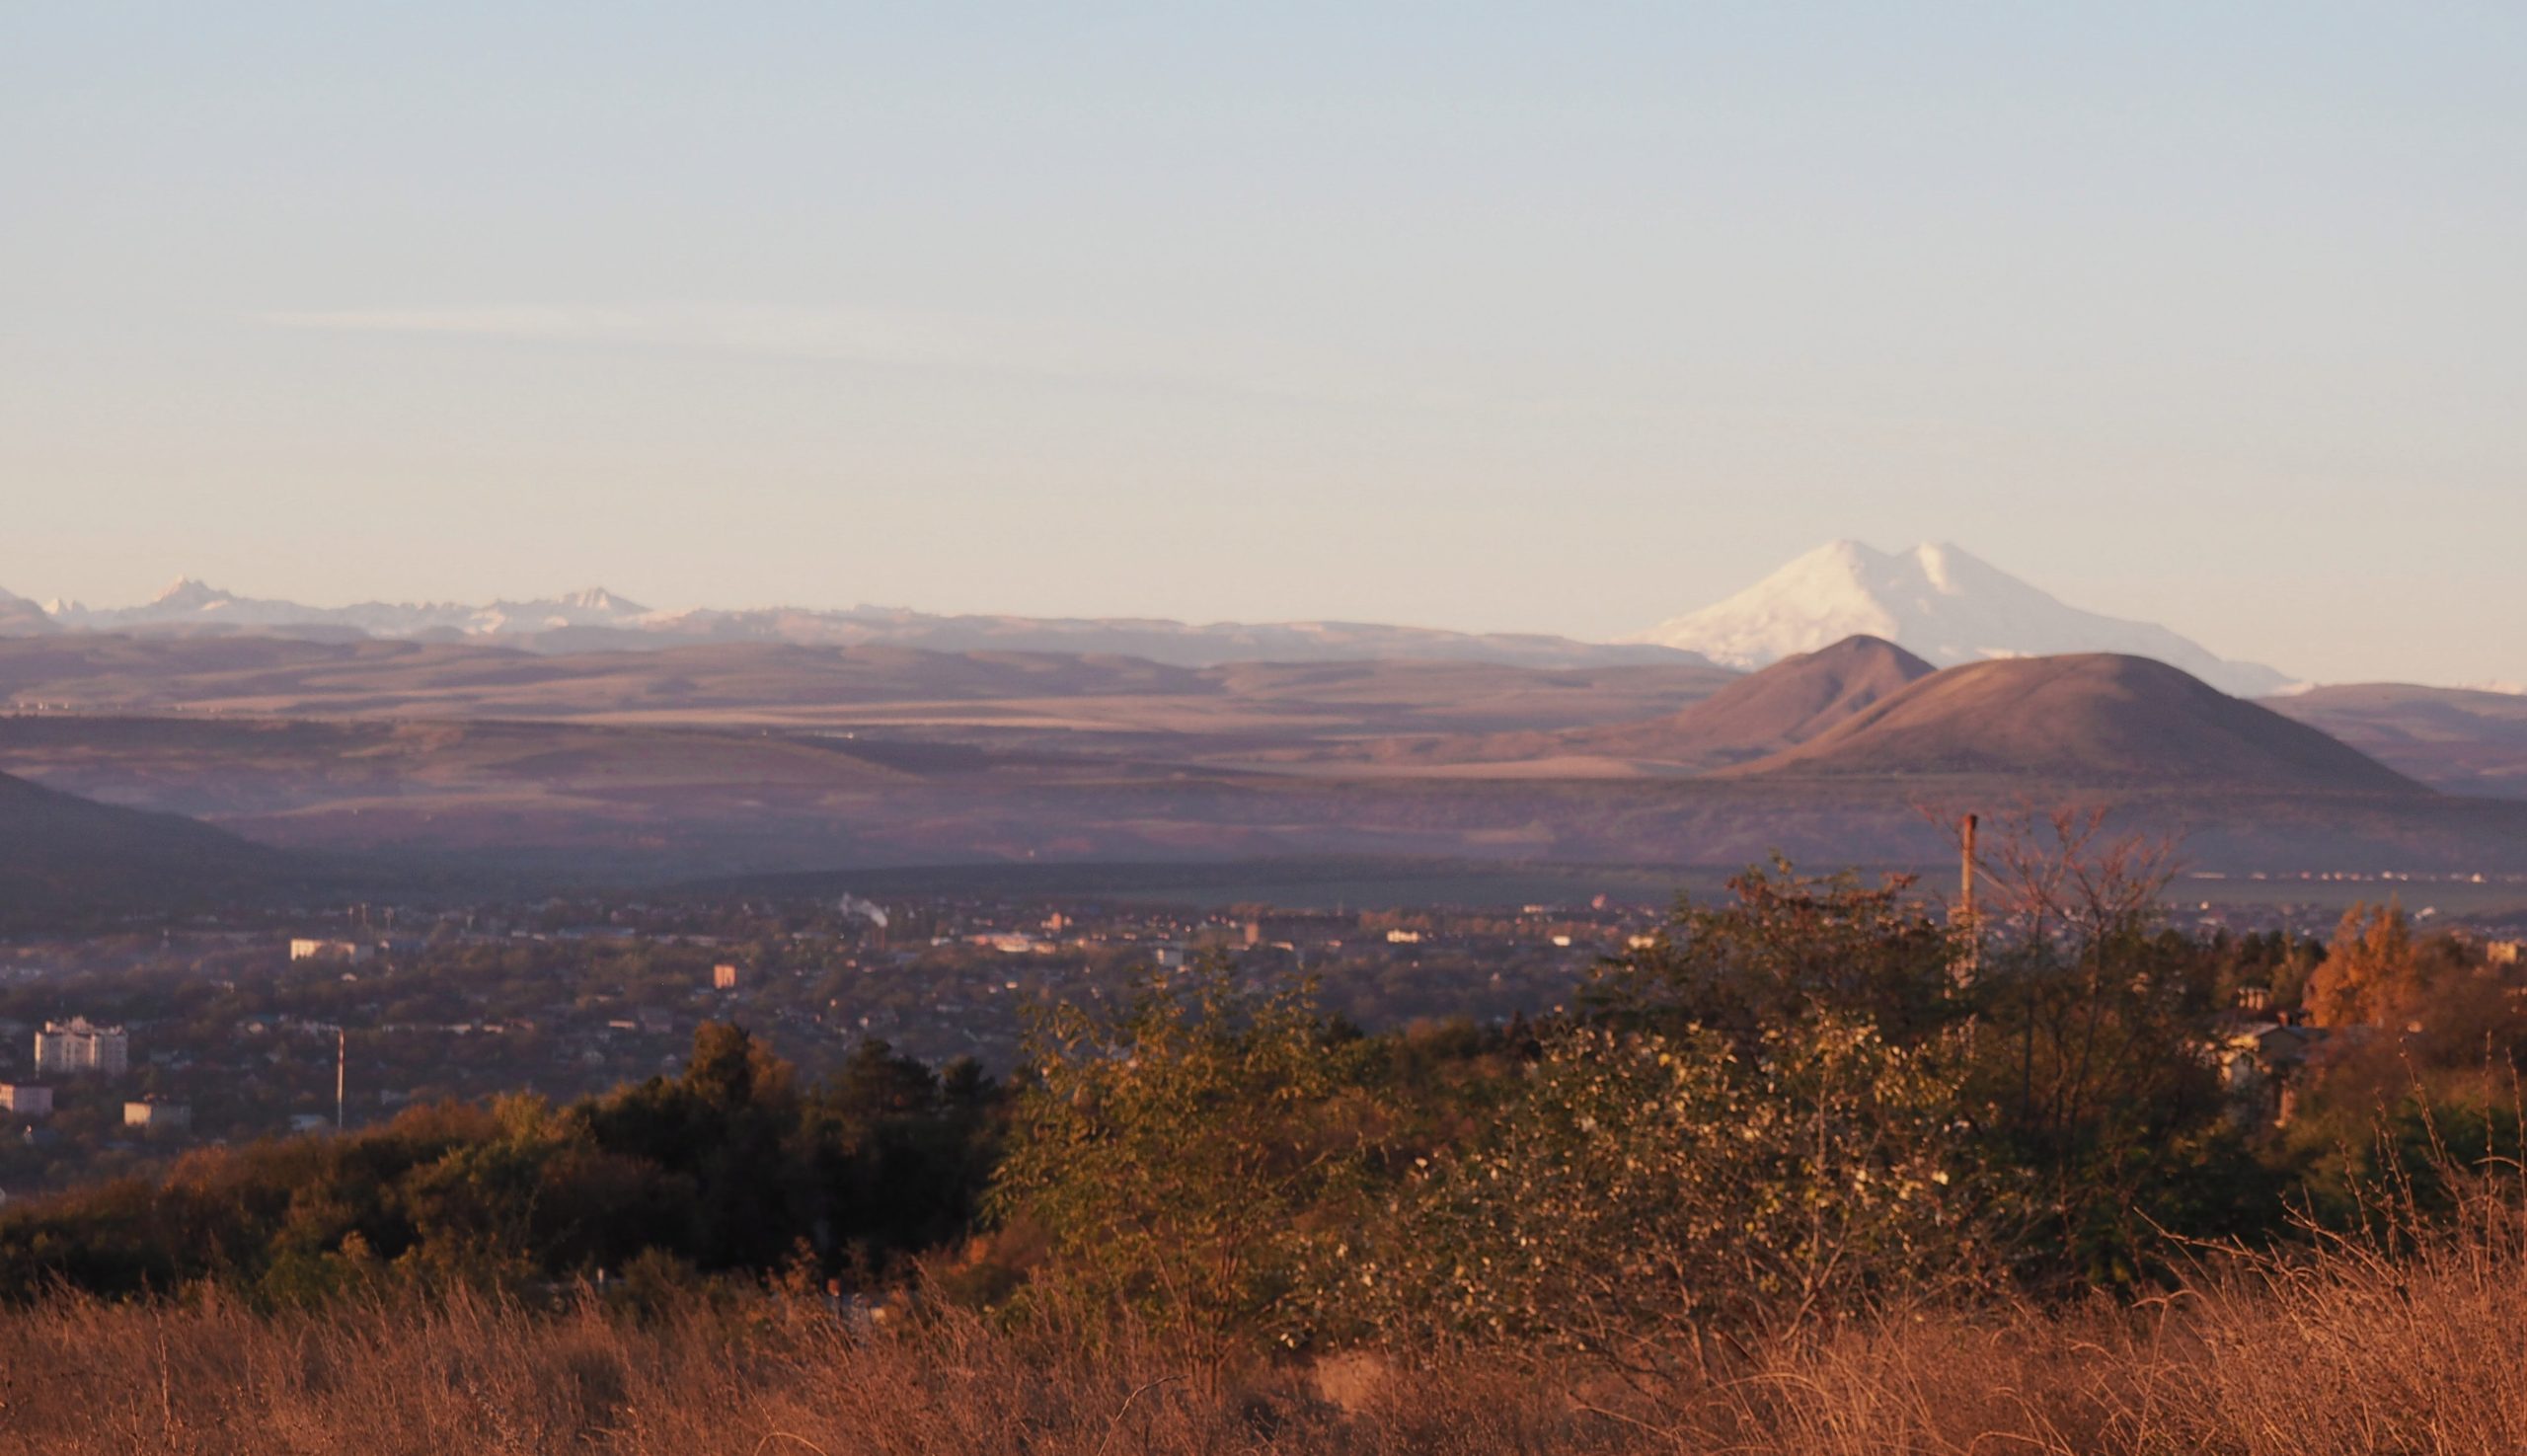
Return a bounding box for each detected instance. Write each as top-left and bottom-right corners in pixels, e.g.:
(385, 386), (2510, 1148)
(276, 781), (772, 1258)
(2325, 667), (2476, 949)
(336, 1028), (345, 1132)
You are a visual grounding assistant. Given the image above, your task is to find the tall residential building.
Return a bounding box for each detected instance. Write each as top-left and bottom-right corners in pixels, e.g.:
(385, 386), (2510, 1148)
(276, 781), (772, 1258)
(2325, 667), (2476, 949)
(34, 1019), (128, 1075)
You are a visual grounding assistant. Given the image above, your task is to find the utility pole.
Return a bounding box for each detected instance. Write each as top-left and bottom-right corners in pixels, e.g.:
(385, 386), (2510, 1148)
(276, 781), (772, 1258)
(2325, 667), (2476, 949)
(336, 1027), (345, 1131)
(1956, 812), (1981, 986)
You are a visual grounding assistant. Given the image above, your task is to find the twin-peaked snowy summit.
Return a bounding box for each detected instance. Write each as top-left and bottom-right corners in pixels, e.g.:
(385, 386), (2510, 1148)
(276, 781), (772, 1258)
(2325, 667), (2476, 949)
(1632, 541), (2293, 697)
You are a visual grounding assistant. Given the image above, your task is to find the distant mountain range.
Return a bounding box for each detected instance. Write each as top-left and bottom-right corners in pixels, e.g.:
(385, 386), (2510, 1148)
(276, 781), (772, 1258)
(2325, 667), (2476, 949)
(1630, 541), (2294, 697)
(7, 579), (1692, 671)
(2, 539), (2319, 691)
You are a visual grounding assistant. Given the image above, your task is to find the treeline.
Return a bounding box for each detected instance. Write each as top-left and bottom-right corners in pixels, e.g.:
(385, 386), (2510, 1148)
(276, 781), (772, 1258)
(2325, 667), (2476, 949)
(3, 823), (2521, 1371)
(0, 1032), (997, 1305)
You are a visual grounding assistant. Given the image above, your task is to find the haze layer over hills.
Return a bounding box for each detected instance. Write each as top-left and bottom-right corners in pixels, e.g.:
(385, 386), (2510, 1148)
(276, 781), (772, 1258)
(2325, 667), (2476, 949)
(0, 636), (1737, 737)
(1630, 541), (2293, 697)
(2265, 684), (2527, 800)
(5, 541), (2521, 918)
(5, 628), (2520, 908)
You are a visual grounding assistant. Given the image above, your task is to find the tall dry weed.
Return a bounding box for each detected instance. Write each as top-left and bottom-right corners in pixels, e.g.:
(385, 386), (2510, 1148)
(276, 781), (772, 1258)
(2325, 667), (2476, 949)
(0, 1183), (2524, 1456)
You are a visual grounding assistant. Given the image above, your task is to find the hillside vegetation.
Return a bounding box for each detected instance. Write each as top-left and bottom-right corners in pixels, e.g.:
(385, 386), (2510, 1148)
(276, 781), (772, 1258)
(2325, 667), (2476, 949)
(6, 820), (2527, 1447)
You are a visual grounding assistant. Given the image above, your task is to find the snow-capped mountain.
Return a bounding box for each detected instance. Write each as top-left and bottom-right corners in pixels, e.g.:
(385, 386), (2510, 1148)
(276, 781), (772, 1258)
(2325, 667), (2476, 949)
(46, 578), (662, 640)
(1631, 541), (2293, 698)
(7, 579), (1695, 670)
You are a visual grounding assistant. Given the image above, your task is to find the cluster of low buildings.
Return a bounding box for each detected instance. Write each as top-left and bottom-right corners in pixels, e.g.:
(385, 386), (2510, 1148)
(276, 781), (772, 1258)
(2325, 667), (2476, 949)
(1, 1020), (195, 1138)
(0, 1020), (135, 1130)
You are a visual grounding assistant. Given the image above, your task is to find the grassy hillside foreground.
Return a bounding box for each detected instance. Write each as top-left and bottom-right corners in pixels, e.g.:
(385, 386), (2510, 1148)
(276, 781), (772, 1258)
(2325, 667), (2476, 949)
(1, 1204), (2522, 1456)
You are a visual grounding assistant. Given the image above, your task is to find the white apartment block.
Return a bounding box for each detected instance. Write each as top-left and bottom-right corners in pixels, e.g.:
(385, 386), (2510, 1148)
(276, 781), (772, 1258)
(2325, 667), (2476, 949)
(35, 1019), (127, 1075)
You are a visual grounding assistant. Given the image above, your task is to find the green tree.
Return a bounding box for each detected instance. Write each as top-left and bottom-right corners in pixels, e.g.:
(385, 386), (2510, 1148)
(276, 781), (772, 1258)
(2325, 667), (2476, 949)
(572, 1024), (803, 1270)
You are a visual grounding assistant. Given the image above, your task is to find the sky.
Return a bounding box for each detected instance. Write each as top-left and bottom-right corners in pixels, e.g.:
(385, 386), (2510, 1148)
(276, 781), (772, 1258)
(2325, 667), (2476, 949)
(3, 4), (2521, 685)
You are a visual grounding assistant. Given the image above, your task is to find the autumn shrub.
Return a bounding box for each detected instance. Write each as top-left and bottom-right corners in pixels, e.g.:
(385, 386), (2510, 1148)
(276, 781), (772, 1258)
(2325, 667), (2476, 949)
(1332, 1012), (1989, 1362)
(987, 965), (1389, 1371)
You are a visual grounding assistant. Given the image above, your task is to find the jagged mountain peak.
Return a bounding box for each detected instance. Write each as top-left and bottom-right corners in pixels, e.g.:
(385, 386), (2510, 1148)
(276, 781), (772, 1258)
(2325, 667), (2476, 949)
(152, 576), (234, 609)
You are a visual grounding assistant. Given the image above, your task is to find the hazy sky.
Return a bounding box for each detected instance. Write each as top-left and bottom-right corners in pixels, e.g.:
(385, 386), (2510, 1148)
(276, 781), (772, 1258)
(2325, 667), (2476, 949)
(4, 5), (2520, 684)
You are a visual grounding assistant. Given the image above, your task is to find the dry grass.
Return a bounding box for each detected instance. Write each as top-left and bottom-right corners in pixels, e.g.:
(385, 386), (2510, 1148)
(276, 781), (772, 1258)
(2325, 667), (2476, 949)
(4, 1208), (2527, 1456)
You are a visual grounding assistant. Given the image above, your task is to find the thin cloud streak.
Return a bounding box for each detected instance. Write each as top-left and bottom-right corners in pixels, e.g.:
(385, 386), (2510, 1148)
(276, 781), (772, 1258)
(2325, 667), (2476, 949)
(257, 304), (1453, 414)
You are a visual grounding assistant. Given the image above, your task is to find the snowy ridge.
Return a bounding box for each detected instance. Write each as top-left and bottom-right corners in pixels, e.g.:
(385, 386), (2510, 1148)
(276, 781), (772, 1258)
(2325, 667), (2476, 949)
(3, 579), (1695, 671)
(1632, 541), (2293, 698)
(50, 578), (667, 639)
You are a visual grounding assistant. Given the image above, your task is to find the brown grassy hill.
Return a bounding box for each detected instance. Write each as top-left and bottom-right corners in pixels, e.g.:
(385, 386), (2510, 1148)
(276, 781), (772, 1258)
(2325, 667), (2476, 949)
(1569, 635), (1936, 765)
(2261, 683), (2527, 799)
(1321, 635), (1928, 772)
(1730, 653), (2422, 793)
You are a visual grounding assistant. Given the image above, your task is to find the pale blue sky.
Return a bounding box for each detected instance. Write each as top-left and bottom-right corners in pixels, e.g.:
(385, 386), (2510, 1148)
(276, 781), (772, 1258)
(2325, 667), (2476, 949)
(3, 4), (2520, 684)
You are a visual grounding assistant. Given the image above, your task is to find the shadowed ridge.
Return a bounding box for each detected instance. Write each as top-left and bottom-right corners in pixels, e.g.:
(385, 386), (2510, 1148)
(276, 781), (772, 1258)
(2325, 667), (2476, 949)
(0, 769), (318, 925)
(1727, 652), (2422, 793)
